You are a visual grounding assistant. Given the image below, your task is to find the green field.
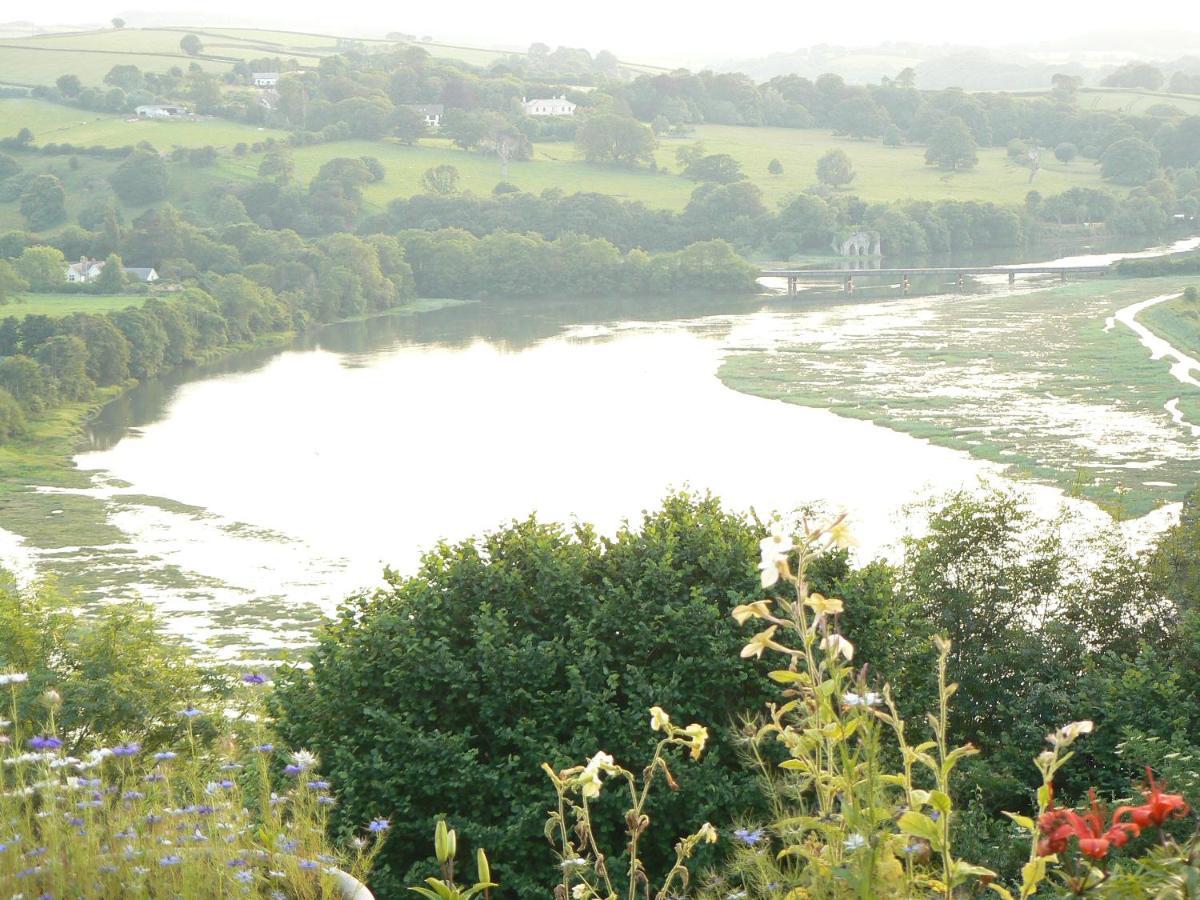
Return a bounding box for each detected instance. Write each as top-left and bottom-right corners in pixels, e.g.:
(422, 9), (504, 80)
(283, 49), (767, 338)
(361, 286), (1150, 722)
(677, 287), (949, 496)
(1077, 88), (1200, 117)
(1140, 290), (1200, 358)
(0, 98), (287, 148)
(0, 44), (233, 87)
(1, 293), (146, 318)
(719, 277), (1200, 516)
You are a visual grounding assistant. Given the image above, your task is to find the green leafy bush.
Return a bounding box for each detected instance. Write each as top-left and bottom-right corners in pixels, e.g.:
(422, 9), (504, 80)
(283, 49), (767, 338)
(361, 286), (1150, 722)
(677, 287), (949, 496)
(272, 493), (779, 897)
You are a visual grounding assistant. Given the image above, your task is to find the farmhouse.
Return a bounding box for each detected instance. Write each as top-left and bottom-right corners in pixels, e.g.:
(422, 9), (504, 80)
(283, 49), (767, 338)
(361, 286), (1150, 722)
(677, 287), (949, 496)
(252, 72), (279, 87)
(403, 103), (444, 128)
(521, 95), (576, 117)
(135, 104), (190, 119)
(63, 258), (160, 284)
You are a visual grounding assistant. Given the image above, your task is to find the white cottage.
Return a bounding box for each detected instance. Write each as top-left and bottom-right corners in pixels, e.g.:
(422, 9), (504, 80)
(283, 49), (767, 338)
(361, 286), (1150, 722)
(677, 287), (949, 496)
(521, 95), (576, 117)
(252, 72), (279, 87)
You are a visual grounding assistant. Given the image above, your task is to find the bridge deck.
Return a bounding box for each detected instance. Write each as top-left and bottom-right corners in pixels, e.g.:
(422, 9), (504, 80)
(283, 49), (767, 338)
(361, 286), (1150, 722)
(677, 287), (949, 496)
(758, 265), (1111, 278)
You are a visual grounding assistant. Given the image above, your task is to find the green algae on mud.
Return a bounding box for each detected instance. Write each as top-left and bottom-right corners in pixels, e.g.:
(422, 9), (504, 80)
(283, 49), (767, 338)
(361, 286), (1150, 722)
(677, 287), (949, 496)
(718, 278), (1200, 517)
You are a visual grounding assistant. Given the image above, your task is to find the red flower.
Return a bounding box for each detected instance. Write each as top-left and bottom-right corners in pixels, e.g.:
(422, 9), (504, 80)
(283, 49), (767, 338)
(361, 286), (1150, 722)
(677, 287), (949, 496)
(1037, 789), (1140, 860)
(1115, 767), (1190, 830)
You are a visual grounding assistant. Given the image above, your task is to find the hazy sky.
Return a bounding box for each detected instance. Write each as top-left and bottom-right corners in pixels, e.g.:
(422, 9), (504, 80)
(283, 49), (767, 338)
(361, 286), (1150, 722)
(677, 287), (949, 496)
(15, 0), (1200, 64)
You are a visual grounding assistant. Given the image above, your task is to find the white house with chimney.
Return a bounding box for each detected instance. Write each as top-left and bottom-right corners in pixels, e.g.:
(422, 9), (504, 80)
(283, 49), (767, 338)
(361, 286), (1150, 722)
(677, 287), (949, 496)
(521, 95), (576, 117)
(64, 257), (159, 284)
(252, 72), (279, 87)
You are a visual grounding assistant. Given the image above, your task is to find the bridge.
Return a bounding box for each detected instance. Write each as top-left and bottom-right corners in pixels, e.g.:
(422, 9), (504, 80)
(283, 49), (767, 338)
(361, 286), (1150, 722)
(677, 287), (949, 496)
(758, 265), (1113, 295)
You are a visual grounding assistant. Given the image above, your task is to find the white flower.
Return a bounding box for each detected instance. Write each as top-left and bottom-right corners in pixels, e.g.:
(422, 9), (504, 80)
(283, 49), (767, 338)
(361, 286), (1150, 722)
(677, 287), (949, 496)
(731, 601), (772, 625)
(1047, 720), (1093, 747)
(758, 531), (792, 587)
(697, 822), (718, 844)
(0, 672), (29, 686)
(291, 749), (319, 770)
(844, 833), (867, 852)
(842, 691), (882, 708)
(821, 633), (855, 662)
(649, 706), (671, 732)
(560, 857), (586, 870)
(572, 885), (588, 899)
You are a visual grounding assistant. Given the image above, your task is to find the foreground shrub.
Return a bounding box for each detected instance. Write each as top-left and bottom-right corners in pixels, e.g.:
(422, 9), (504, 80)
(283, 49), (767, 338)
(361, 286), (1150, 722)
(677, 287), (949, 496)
(272, 493), (780, 897)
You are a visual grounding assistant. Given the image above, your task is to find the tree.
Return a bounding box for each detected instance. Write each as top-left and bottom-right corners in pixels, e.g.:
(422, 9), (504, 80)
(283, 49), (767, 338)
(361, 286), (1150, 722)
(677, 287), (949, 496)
(0, 259), (28, 304)
(924, 116), (978, 171)
(258, 148), (294, 185)
(1184, 286), (1198, 303)
(1101, 137), (1160, 185)
(882, 125), (903, 147)
(767, 158), (784, 176)
(111, 17), (125, 28)
(0, 151), (18, 180)
(179, 34), (203, 56)
(93, 253), (128, 294)
(421, 165), (460, 195)
(1050, 73), (1081, 102)
(815, 149), (856, 188)
(272, 494), (777, 898)
(575, 113), (655, 167)
(19, 174), (67, 231)
(1102, 62), (1165, 91)
(0, 387), (25, 441)
(15, 246), (66, 291)
(683, 153), (744, 183)
(55, 74), (82, 98)
(391, 106), (426, 145)
(109, 149), (169, 204)
(1054, 142), (1078, 165)
(894, 67), (917, 89)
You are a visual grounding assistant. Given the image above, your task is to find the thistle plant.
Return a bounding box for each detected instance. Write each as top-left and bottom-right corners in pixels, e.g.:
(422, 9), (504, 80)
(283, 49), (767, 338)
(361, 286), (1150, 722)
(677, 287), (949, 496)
(714, 515), (997, 899)
(0, 669), (389, 898)
(543, 710), (716, 900)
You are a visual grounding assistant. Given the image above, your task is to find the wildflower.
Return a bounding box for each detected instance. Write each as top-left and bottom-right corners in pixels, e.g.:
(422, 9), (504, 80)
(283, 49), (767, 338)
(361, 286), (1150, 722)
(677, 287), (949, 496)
(697, 822), (718, 844)
(122, 791), (145, 801)
(1037, 789), (1139, 860)
(317, 796), (336, 805)
(40, 689), (61, 707)
(844, 833), (867, 852)
(572, 885), (588, 899)
(740, 625), (785, 659)
(299, 859), (318, 870)
(291, 749), (318, 771)
(731, 601), (773, 626)
(1047, 721), (1093, 748)
(112, 743), (141, 757)
(560, 857), (586, 870)
(825, 518), (858, 550)
(842, 691), (882, 707)
(368, 818), (391, 834)
(758, 531), (791, 588)
(684, 723), (709, 760)
(154, 751), (177, 762)
(649, 706), (671, 732)
(820, 633), (855, 662)
(1114, 767), (1190, 828)
(0, 672), (28, 686)
(734, 827), (764, 846)
(306, 780), (330, 790)
(256, 744), (274, 753)
(159, 855), (183, 866)
(180, 706), (202, 719)
(235, 870), (254, 884)
(241, 673), (268, 685)
(804, 593), (844, 620)
(220, 763), (244, 772)
(28, 736), (62, 751)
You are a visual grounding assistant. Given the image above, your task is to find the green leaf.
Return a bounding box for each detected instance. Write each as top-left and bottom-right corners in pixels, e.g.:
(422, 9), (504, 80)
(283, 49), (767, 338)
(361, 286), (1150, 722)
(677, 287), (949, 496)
(898, 811), (943, 849)
(929, 790), (952, 816)
(1002, 811), (1035, 831)
(768, 670), (805, 683)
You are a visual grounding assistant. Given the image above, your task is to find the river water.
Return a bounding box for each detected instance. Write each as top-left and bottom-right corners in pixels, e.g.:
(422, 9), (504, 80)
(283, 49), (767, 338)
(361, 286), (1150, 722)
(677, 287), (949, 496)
(3, 236), (1198, 656)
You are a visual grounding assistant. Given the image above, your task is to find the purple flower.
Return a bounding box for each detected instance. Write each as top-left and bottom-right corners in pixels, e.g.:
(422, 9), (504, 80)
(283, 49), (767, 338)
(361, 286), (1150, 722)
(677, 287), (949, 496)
(159, 854), (183, 866)
(154, 751), (177, 761)
(112, 743), (141, 757)
(227, 858), (247, 867)
(283, 765), (303, 777)
(368, 818), (390, 834)
(180, 706), (202, 719)
(298, 859), (318, 870)
(734, 828), (765, 846)
(256, 743), (274, 753)
(28, 736), (62, 751)
(306, 780), (330, 790)
(144, 773), (165, 783)
(241, 672), (268, 684)
(123, 790), (145, 801)
(317, 796), (335, 806)
(235, 870), (254, 883)
(66, 817), (83, 827)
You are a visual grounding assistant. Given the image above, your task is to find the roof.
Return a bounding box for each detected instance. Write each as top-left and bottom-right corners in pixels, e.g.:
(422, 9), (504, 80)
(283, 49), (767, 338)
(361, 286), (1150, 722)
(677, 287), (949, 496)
(404, 103), (444, 114)
(252, 72), (279, 79)
(123, 267), (158, 281)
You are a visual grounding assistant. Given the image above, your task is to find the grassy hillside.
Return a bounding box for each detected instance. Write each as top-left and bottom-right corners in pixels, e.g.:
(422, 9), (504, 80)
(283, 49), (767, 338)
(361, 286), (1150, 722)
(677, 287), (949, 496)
(1, 292), (146, 317)
(1139, 290), (1200, 358)
(1077, 88), (1200, 116)
(0, 98), (287, 148)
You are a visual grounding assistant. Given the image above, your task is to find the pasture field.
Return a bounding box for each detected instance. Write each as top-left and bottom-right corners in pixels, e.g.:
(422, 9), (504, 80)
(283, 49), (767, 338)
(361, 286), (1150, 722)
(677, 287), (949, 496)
(0, 98), (287, 148)
(0, 293), (147, 318)
(1139, 289), (1200, 358)
(1076, 88), (1200, 117)
(0, 44), (233, 87)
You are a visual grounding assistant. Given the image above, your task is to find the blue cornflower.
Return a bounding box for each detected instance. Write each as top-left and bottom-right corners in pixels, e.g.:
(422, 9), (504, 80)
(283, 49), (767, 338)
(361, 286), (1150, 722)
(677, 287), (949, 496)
(283, 764), (302, 777)
(368, 818), (391, 834)
(317, 796), (335, 806)
(144, 773), (165, 783)
(242, 673), (268, 684)
(306, 780), (330, 790)
(66, 817), (83, 827)
(256, 744), (274, 753)
(928, 811), (941, 821)
(298, 859), (318, 870)
(227, 858), (247, 868)
(219, 779), (235, 789)
(154, 751), (177, 761)
(734, 828), (764, 846)
(235, 870), (254, 883)
(28, 736), (62, 751)
(180, 706), (202, 719)
(159, 854), (183, 866)
(112, 743), (141, 757)
(276, 837), (298, 851)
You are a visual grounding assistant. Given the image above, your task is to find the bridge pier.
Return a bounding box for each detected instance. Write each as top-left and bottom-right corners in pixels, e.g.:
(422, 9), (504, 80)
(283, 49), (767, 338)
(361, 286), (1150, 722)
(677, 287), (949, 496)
(957, 274), (965, 290)
(902, 274), (910, 295)
(844, 275), (854, 294)
(1008, 272), (1016, 286)
(1061, 270), (1068, 282)
(786, 275), (797, 296)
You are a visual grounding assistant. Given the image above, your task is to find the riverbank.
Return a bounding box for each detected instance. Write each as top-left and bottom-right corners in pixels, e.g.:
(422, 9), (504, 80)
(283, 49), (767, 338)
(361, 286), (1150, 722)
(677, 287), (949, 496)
(719, 276), (1200, 517)
(0, 299), (469, 600)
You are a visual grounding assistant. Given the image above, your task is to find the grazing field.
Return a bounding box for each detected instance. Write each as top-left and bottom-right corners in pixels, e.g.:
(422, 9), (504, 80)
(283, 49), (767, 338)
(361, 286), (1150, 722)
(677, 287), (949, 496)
(1139, 290), (1200, 358)
(0, 44), (233, 87)
(719, 277), (1200, 516)
(0, 98), (286, 148)
(1077, 88), (1200, 117)
(1, 293), (147, 318)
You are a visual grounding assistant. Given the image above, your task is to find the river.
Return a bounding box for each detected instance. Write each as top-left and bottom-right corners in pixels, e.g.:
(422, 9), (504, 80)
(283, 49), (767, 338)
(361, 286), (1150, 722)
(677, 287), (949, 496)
(2, 236), (1198, 657)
